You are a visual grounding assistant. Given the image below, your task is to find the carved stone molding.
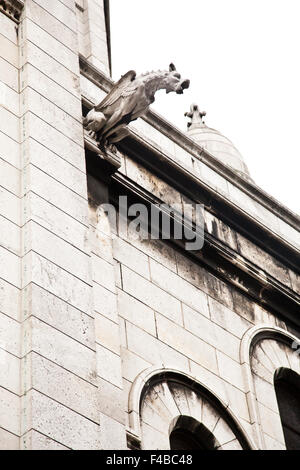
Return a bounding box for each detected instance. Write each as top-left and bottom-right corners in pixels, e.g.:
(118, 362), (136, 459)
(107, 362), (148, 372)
(0, 0), (24, 23)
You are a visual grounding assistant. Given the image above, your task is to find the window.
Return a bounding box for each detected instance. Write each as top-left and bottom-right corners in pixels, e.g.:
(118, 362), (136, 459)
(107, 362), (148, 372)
(169, 416), (218, 450)
(274, 367), (300, 450)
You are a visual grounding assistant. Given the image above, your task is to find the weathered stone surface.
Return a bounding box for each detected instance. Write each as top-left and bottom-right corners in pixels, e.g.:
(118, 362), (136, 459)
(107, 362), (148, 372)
(99, 412), (127, 450)
(113, 236), (150, 279)
(95, 313), (120, 354)
(216, 351), (246, 392)
(156, 314), (218, 373)
(121, 347), (151, 383)
(0, 387), (19, 436)
(96, 343), (122, 388)
(24, 317), (96, 384)
(117, 289), (156, 336)
(122, 265), (182, 325)
(22, 430), (68, 450)
(0, 278), (20, 321)
(0, 428), (19, 450)
(97, 377), (125, 424)
(150, 259), (210, 317)
(93, 282), (118, 322)
(28, 390), (99, 449)
(29, 353), (99, 423)
(126, 322), (189, 371)
(24, 284), (95, 348)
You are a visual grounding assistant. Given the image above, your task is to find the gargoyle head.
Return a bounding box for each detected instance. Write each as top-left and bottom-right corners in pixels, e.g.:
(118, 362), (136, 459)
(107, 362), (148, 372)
(165, 63), (190, 95)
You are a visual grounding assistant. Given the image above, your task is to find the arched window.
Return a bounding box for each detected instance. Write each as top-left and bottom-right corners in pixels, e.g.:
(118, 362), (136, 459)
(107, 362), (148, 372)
(274, 367), (300, 450)
(169, 416), (218, 450)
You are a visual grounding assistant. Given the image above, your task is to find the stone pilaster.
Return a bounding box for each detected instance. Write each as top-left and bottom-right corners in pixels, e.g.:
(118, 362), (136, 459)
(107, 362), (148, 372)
(18, 0), (99, 449)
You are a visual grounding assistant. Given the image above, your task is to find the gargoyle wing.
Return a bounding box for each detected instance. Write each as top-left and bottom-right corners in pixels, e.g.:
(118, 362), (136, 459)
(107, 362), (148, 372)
(95, 70), (137, 111)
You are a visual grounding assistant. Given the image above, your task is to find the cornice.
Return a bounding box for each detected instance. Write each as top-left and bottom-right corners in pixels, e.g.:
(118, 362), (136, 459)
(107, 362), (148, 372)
(108, 171), (300, 329)
(79, 55), (300, 233)
(0, 0), (24, 23)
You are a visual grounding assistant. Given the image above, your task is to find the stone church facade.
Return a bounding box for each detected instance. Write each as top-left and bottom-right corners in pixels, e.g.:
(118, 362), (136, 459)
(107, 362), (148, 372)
(0, 0), (299, 450)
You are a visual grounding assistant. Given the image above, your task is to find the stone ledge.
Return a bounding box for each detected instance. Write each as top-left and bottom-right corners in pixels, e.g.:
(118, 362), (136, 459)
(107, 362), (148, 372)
(0, 0), (24, 23)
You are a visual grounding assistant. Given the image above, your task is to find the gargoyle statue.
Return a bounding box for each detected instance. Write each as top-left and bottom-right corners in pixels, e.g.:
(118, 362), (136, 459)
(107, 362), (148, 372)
(83, 63), (190, 148)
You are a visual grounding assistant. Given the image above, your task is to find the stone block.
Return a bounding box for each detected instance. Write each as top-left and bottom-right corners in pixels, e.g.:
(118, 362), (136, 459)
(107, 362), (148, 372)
(121, 347), (151, 383)
(80, 74), (107, 103)
(97, 377), (125, 424)
(0, 428), (19, 450)
(99, 412), (127, 450)
(113, 237), (150, 279)
(27, 317), (97, 384)
(149, 259), (209, 318)
(126, 322), (189, 371)
(0, 387), (19, 436)
(0, 107), (19, 143)
(24, 192), (88, 253)
(24, 165), (88, 225)
(0, 33), (18, 68)
(0, 186), (20, 226)
(0, 215), (20, 256)
(32, 0), (77, 32)
(0, 131), (19, 169)
(24, 221), (91, 283)
(92, 254), (116, 293)
(0, 158), (20, 197)
(0, 246), (20, 288)
(26, 0), (77, 51)
(28, 390), (100, 449)
(0, 81), (19, 117)
(29, 353), (99, 423)
(22, 430), (68, 450)
(23, 88), (83, 147)
(25, 283), (95, 348)
(96, 343), (122, 388)
(25, 138), (86, 197)
(0, 13), (18, 44)
(208, 296), (252, 338)
(236, 232), (291, 287)
(0, 349), (19, 395)
(23, 64), (81, 121)
(216, 351), (245, 392)
(183, 303), (240, 361)
(24, 19), (78, 73)
(117, 289), (156, 336)
(189, 360), (228, 404)
(93, 282), (118, 322)
(0, 278), (20, 321)
(125, 225), (177, 273)
(122, 266), (182, 325)
(0, 57), (18, 92)
(257, 402), (285, 444)
(20, 41), (80, 98)
(95, 314), (120, 354)
(156, 314), (218, 374)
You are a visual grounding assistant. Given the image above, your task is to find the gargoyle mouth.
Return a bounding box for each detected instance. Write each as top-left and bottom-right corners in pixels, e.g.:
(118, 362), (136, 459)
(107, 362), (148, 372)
(176, 79), (190, 94)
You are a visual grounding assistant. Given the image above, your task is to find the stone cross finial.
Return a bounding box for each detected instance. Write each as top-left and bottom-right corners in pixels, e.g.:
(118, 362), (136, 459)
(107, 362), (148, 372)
(185, 104), (206, 129)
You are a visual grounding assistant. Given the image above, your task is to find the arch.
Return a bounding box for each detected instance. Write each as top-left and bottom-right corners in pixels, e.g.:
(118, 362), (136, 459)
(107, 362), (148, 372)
(128, 366), (254, 450)
(240, 324), (300, 449)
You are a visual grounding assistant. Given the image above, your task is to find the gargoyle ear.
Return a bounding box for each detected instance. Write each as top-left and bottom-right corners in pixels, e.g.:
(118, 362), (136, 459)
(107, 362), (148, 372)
(169, 63), (176, 71)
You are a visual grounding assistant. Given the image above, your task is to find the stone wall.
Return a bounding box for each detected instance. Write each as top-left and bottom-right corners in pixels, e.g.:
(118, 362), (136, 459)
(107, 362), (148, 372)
(0, 0), (299, 451)
(0, 4), (22, 450)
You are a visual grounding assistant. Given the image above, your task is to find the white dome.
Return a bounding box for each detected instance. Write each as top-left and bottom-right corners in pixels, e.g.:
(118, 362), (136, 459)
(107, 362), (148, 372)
(185, 104), (252, 180)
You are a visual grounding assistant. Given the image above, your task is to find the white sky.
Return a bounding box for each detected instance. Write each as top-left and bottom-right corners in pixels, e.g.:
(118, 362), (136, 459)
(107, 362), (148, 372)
(110, 0), (300, 216)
